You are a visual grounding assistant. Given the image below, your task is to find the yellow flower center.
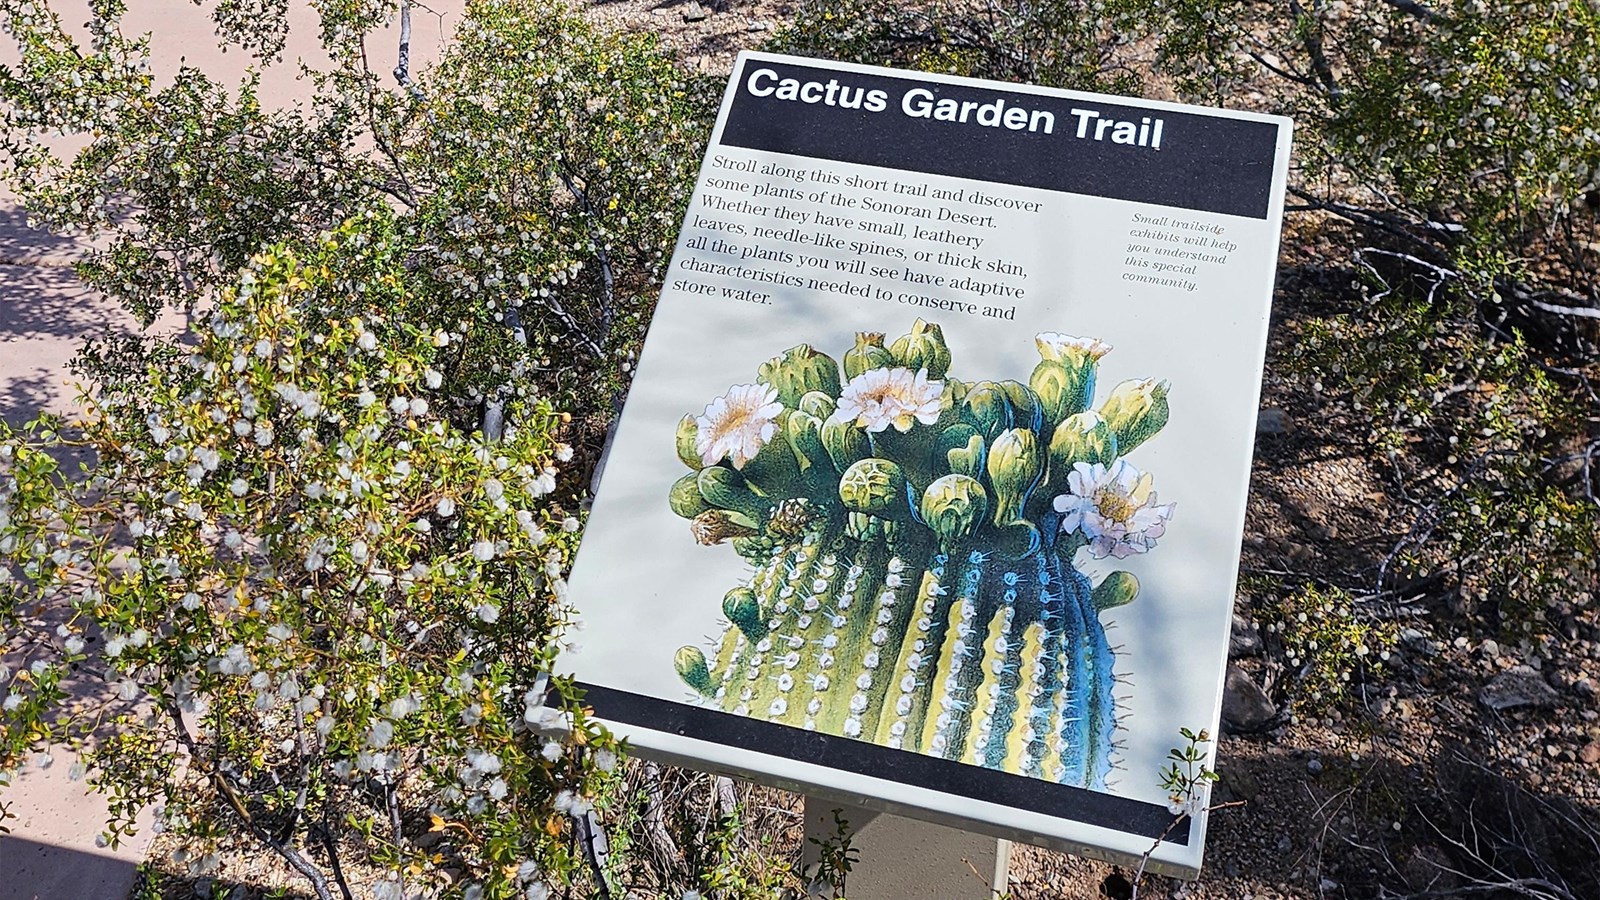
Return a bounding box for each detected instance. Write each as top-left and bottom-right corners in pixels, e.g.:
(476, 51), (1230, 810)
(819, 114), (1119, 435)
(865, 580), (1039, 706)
(1094, 489), (1136, 524)
(718, 407), (753, 434)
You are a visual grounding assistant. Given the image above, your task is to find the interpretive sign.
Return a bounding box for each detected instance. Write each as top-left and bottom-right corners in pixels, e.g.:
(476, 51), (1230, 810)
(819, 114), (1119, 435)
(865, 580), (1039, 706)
(565, 52), (1292, 876)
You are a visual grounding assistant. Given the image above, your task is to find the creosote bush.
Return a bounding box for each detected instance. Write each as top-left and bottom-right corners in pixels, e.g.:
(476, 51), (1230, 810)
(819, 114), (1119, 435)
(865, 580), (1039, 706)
(3, 225), (619, 897)
(1260, 586), (1396, 716)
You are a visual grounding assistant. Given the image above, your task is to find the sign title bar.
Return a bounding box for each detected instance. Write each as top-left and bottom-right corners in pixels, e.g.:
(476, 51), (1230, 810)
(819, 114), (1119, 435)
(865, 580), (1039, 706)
(720, 59), (1280, 219)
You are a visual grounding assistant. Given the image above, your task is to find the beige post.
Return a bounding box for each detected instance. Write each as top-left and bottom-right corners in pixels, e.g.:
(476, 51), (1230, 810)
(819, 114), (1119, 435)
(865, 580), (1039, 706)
(801, 796), (1012, 899)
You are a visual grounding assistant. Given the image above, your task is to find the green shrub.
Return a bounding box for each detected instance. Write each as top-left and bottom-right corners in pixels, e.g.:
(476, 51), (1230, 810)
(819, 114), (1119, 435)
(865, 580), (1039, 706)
(0, 0), (709, 896)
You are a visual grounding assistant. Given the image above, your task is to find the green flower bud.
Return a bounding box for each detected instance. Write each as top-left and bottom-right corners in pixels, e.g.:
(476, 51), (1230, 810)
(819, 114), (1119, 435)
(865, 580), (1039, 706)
(799, 390), (836, 421)
(759, 344), (841, 408)
(821, 416), (871, 472)
(960, 381), (1013, 441)
(784, 409), (833, 477)
(889, 318), (952, 380)
(1030, 360), (1092, 423)
(998, 381), (1044, 434)
(936, 424), (983, 477)
(985, 428), (1043, 526)
(669, 472), (711, 519)
(697, 466), (769, 523)
(839, 457), (907, 515)
(1048, 411), (1118, 476)
(723, 587), (768, 641)
(1098, 378), (1170, 453)
(675, 646), (716, 697)
(948, 432), (986, 478)
(1092, 571), (1140, 611)
(920, 474), (989, 544)
(676, 415), (704, 470)
(844, 332), (893, 379)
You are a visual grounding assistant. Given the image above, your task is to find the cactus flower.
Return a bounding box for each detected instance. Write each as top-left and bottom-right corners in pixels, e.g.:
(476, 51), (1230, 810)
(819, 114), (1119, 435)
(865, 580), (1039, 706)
(1035, 332), (1112, 365)
(695, 383), (784, 469)
(671, 321), (1174, 789)
(1053, 460), (1174, 558)
(1031, 333), (1109, 422)
(830, 367), (945, 434)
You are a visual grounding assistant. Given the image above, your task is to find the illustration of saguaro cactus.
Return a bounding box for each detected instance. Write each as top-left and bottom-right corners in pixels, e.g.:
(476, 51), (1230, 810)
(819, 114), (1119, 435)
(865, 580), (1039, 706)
(669, 322), (1174, 790)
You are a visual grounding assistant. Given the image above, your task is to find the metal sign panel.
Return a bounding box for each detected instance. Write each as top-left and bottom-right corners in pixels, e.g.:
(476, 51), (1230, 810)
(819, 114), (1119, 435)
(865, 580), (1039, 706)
(565, 51), (1292, 876)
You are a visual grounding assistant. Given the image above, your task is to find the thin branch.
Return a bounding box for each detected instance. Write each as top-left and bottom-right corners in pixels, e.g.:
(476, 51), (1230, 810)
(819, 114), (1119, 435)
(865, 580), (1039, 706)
(1287, 0), (1340, 97)
(1286, 187), (1451, 262)
(556, 165), (617, 350)
(1129, 802), (1247, 899)
(391, 0), (426, 103)
(163, 702), (336, 900)
(640, 761), (682, 871)
(1524, 296), (1600, 320)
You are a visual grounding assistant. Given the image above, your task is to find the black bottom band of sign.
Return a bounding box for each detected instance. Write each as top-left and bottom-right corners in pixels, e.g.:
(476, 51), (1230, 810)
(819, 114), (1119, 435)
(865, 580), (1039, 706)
(577, 682), (1190, 846)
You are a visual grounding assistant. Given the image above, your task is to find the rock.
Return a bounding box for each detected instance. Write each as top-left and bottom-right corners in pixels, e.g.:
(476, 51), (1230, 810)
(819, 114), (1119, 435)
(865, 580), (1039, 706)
(1223, 768), (1261, 802)
(681, 1), (710, 21)
(1230, 613), (1262, 658)
(1581, 742), (1600, 765)
(1256, 408), (1291, 435)
(1576, 676), (1597, 699)
(1479, 666), (1561, 711)
(1480, 639), (1500, 658)
(1306, 757), (1323, 776)
(1399, 628), (1437, 655)
(1221, 664), (1277, 732)
(1402, 844), (1461, 893)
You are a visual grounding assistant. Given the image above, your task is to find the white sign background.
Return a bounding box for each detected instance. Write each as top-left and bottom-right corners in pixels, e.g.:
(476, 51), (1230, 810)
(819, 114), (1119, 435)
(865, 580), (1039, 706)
(565, 52), (1292, 876)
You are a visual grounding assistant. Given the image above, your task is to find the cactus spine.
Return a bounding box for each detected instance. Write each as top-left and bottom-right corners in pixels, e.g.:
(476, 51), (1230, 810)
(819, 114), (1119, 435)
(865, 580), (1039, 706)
(672, 323), (1175, 790)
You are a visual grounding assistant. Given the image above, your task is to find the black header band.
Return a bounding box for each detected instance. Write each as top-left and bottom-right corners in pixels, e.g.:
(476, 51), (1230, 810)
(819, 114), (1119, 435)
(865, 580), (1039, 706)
(719, 59), (1281, 220)
(579, 682), (1191, 846)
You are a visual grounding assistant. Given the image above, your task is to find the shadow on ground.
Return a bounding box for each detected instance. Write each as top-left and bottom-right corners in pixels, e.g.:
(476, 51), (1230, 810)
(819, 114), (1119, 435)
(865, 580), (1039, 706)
(0, 834), (139, 900)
